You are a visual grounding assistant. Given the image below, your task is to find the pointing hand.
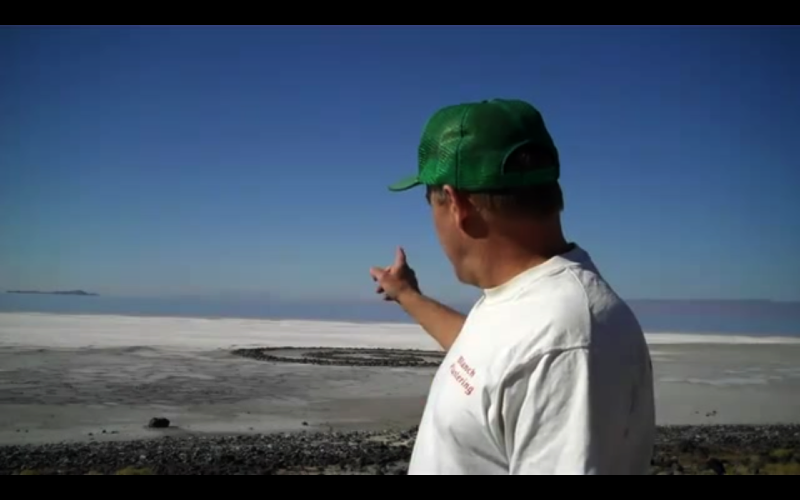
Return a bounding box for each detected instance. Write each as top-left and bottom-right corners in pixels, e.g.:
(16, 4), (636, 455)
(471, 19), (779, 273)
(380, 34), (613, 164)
(370, 247), (421, 302)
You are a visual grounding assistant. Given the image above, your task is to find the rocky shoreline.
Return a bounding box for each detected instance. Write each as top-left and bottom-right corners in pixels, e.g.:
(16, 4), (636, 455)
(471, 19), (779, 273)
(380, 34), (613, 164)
(652, 425), (800, 475)
(2, 425), (799, 475)
(232, 347), (446, 368)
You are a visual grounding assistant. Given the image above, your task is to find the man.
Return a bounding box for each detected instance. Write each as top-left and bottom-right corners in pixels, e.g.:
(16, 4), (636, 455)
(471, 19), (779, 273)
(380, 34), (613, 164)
(370, 99), (656, 475)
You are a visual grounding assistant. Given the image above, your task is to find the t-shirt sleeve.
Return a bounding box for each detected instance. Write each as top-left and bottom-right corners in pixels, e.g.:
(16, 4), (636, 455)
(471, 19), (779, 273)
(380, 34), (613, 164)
(500, 347), (597, 475)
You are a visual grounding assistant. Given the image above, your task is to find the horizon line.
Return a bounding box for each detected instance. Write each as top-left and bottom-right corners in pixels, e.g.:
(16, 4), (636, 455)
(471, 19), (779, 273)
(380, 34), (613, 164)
(2, 291), (798, 305)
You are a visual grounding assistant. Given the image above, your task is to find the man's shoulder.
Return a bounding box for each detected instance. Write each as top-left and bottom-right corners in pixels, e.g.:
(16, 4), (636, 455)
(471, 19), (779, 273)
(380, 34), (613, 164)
(468, 253), (643, 377)
(482, 262), (607, 343)
(460, 276), (589, 389)
(513, 249), (639, 332)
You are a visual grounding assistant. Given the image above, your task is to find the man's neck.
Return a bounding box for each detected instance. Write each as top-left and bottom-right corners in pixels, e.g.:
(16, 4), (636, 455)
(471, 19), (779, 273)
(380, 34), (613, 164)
(474, 235), (573, 290)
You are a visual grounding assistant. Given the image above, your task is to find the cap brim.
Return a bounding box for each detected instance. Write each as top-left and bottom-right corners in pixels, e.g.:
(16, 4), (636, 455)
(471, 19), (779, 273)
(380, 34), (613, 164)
(388, 176), (422, 192)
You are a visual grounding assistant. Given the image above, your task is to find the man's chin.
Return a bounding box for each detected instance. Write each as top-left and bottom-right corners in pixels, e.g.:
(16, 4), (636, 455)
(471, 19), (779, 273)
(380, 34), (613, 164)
(453, 268), (477, 288)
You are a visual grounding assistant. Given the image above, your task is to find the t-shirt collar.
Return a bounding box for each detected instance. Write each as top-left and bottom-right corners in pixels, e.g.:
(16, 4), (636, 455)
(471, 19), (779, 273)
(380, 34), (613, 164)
(482, 244), (590, 305)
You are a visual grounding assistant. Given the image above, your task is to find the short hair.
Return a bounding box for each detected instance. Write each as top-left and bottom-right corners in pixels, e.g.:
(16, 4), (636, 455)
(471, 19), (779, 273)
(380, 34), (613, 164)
(426, 143), (564, 218)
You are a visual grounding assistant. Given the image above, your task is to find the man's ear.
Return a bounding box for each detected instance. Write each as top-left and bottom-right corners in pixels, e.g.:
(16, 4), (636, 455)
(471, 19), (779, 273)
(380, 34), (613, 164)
(442, 185), (472, 228)
(443, 185), (488, 239)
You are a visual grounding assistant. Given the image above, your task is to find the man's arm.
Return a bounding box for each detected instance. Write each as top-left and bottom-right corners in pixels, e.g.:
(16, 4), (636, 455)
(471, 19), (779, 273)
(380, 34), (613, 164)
(370, 247), (467, 351)
(396, 290), (467, 351)
(500, 347), (599, 475)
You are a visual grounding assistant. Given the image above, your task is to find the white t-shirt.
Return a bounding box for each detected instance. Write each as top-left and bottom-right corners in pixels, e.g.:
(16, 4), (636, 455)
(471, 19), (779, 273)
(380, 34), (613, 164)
(407, 245), (656, 475)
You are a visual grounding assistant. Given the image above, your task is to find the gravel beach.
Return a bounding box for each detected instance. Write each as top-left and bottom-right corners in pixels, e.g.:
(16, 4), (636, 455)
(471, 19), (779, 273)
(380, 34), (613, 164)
(2, 425), (800, 475)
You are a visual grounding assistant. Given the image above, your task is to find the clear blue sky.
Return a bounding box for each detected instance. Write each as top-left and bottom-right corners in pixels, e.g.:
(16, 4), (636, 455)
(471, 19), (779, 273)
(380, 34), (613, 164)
(1, 26), (798, 303)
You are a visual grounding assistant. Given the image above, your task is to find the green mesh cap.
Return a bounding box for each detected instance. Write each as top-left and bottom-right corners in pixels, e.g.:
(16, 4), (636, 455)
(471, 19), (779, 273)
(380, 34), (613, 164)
(389, 99), (560, 192)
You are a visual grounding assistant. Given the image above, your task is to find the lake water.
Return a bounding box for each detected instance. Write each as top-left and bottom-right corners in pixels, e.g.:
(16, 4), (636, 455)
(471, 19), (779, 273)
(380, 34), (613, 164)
(1, 294), (799, 338)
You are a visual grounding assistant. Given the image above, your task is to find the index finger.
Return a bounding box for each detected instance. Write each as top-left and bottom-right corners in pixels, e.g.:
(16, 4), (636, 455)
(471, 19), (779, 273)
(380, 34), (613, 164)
(394, 247), (407, 267)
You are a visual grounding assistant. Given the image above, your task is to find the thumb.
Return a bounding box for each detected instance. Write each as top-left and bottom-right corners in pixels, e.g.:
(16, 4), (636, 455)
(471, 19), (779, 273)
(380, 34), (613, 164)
(369, 266), (387, 281)
(394, 247), (407, 268)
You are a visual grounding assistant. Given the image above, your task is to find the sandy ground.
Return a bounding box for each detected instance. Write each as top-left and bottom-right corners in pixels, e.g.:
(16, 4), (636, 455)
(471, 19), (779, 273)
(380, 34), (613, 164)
(0, 346), (434, 445)
(1, 313), (799, 446)
(651, 344), (800, 425)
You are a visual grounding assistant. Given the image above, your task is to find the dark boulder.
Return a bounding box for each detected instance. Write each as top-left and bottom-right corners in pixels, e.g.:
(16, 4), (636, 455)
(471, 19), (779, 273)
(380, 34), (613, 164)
(706, 458), (726, 475)
(148, 418), (170, 429)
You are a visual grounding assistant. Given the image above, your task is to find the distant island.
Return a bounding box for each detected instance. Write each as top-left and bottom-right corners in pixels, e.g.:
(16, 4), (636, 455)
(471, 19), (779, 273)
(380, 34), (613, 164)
(6, 290), (99, 297)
